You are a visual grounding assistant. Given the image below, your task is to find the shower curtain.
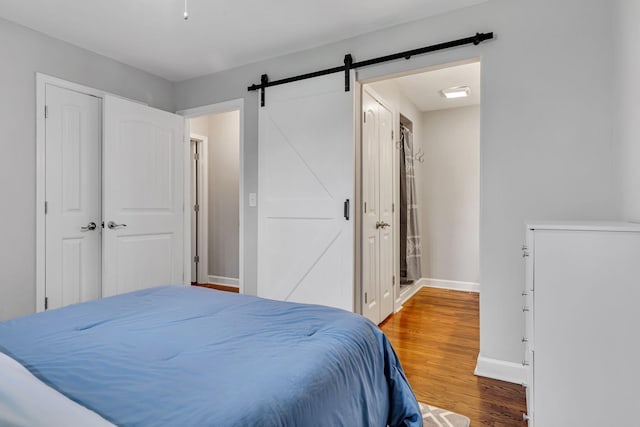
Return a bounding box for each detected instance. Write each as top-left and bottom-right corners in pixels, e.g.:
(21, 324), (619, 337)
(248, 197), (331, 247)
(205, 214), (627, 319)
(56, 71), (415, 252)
(400, 125), (422, 282)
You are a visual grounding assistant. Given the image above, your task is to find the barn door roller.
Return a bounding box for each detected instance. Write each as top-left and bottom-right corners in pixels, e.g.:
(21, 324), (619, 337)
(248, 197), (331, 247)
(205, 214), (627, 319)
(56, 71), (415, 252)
(248, 32), (494, 107)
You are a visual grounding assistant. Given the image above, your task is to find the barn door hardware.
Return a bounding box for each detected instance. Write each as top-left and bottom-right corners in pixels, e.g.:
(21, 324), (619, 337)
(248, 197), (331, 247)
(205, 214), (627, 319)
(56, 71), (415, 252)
(248, 32), (494, 107)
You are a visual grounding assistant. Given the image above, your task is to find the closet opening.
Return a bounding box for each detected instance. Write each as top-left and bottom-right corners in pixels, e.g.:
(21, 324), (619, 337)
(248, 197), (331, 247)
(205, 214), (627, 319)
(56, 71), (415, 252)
(188, 109), (242, 293)
(360, 59), (481, 324)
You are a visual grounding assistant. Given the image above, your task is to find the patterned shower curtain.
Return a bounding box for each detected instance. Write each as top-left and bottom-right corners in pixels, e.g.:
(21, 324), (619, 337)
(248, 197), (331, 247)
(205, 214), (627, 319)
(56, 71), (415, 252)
(400, 126), (422, 282)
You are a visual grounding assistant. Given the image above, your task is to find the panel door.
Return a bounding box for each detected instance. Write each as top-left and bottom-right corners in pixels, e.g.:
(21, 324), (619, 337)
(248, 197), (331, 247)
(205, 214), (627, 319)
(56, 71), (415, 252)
(45, 84), (102, 309)
(102, 95), (185, 297)
(362, 89), (395, 324)
(362, 90), (381, 323)
(377, 98), (394, 321)
(258, 73), (355, 311)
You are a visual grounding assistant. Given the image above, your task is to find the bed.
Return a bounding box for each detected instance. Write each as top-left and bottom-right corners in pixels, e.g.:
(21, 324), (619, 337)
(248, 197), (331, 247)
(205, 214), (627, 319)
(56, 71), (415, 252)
(0, 285), (422, 426)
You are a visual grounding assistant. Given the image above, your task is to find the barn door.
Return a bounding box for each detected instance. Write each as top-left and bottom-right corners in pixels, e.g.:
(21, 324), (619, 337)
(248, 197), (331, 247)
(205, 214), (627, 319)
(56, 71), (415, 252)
(102, 96), (185, 297)
(258, 73), (355, 311)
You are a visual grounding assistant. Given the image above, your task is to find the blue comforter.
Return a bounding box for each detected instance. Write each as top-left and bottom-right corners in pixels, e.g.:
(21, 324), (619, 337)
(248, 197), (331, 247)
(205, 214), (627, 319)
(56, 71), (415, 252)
(0, 286), (421, 426)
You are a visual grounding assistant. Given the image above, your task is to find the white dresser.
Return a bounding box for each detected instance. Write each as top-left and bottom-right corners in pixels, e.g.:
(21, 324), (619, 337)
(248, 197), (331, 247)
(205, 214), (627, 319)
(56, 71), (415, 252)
(522, 222), (640, 426)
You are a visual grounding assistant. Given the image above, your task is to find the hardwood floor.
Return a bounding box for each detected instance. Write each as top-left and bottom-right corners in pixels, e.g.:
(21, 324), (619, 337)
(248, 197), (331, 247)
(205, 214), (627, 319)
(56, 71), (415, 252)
(192, 283), (239, 293)
(380, 287), (527, 426)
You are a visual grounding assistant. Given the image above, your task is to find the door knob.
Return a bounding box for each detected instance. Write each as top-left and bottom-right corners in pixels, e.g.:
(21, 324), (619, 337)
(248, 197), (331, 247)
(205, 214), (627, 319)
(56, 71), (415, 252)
(80, 222), (97, 232)
(107, 221), (127, 230)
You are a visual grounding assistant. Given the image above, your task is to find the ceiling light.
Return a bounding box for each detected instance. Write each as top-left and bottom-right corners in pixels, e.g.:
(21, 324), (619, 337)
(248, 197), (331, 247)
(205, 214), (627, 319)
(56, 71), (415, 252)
(440, 86), (470, 99)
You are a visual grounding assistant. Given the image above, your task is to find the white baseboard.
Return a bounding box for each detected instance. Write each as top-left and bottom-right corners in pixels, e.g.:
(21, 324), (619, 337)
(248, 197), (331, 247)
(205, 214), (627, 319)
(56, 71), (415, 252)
(423, 278), (480, 293)
(397, 279), (426, 307)
(475, 354), (527, 384)
(208, 275), (239, 288)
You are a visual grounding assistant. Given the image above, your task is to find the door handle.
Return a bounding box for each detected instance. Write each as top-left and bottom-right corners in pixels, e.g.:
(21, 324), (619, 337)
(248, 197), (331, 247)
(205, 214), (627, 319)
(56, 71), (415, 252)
(80, 222), (97, 232)
(376, 221), (391, 229)
(107, 221), (127, 230)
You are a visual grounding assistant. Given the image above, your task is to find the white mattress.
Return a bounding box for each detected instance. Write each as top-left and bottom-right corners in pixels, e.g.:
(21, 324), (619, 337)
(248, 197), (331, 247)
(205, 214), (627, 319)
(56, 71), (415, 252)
(0, 352), (114, 427)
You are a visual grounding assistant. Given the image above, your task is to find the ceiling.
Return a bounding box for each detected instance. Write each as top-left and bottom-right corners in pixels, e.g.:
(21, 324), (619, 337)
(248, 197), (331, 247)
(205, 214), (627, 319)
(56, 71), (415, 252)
(392, 61), (481, 112)
(0, 0), (485, 82)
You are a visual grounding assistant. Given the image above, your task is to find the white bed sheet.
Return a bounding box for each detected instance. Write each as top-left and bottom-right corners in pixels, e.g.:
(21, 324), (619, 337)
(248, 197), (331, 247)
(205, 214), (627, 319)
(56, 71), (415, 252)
(0, 352), (114, 427)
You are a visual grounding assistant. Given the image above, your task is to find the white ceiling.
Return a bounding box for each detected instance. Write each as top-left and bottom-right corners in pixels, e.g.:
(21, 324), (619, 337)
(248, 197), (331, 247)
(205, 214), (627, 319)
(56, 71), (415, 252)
(393, 61), (481, 112)
(0, 0), (486, 82)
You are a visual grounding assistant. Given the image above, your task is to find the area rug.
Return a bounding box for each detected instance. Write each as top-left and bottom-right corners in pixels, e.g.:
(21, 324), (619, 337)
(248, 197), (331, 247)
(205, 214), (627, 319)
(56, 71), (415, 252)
(420, 402), (470, 427)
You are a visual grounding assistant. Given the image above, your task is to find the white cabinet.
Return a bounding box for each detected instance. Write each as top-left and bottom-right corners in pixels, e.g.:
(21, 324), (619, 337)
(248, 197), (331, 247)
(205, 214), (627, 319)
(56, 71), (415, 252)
(523, 222), (640, 426)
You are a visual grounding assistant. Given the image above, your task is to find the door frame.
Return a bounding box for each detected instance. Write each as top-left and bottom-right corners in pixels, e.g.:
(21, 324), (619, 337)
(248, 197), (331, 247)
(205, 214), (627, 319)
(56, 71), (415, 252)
(190, 133), (209, 284)
(177, 99), (246, 294)
(35, 73), (186, 313)
(360, 85), (400, 318)
(355, 57), (482, 315)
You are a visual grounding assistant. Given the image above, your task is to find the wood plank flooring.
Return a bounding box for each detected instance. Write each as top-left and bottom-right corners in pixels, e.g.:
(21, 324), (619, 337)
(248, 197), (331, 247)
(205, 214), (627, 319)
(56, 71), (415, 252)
(380, 287), (527, 426)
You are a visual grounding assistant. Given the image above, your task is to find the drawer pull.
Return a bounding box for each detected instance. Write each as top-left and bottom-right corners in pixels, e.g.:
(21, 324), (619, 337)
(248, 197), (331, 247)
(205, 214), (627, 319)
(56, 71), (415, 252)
(522, 306), (530, 312)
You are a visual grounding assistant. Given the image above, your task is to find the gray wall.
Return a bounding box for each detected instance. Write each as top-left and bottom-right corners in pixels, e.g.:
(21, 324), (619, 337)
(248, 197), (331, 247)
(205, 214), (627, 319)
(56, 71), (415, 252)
(0, 17), (174, 321)
(174, 0), (620, 365)
(614, 0), (640, 222)
(207, 111), (240, 280)
(420, 106), (480, 284)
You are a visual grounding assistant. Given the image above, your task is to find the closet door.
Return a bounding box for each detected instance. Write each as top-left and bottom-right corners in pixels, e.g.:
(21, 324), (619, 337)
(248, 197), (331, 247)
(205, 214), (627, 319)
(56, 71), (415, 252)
(362, 89), (394, 324)
(377, 100), (394, 321)
(45, 85), (102, 309)
(257, 73), (355, 311)
(102, 96), (185, 296)
(362, 91), (381, 323)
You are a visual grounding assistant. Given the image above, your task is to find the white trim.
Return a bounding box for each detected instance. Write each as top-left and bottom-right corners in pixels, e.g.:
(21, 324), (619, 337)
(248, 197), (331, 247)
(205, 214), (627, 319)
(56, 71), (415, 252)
(208, 275), (240, 288)
(190, 134), (209, 284)
(395, 278), (425, 310)
(474, 354), (527, 385)
(423, 278), (480, 293)
(178, 98), (245, 295)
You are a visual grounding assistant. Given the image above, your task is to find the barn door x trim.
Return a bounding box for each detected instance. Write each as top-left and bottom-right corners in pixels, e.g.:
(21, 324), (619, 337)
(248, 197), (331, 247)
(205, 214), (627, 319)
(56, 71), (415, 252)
(247, 32), (493, 106)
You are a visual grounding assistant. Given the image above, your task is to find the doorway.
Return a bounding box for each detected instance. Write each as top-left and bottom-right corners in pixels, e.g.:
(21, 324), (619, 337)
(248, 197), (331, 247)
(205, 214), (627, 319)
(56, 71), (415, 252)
(360, 59), (481, 324)
(187, 107), (243, 293)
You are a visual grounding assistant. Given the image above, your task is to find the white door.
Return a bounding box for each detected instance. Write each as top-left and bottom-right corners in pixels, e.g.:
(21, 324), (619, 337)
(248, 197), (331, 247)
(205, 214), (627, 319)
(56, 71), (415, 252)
(361, 89), (394, 324)
(258, 73), (354, 311)
(102, 95), (185, 297)
(45, 85), (102, 310)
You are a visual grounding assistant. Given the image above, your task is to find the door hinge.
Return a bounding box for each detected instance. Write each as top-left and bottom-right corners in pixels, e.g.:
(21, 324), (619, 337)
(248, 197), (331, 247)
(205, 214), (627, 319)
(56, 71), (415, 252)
(194, 255), (199, 263)
(392, 203), (395, 213)
(194, 204), (200, 212)
(363, 111), (366, 123)
(364, 292), (368, 304)
(44, 105), (49, 119)
(392, 130), (394, 140)
(194, 153), (200, 161)
(44, 297), (48, 310)
(393, 275), (396, 286)
(364, 202), (367, 214)
(44, 201), (48, 214)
